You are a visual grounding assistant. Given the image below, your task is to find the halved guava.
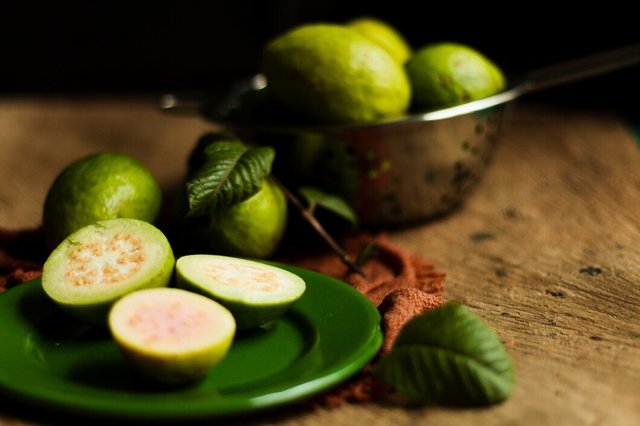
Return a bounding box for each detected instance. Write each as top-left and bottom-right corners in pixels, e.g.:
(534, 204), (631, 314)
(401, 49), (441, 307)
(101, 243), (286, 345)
(108, 287), (236, 384)
(42, 218), (175, 326)
(175, 255), (306, 329)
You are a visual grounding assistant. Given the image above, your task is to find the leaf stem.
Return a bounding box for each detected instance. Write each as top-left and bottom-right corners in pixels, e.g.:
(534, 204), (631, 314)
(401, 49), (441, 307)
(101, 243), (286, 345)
(273, 177), (367, 278)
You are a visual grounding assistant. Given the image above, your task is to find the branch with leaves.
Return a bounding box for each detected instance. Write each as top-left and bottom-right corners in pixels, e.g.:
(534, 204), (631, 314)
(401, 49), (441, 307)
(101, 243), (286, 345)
(182, 132), (365, 276)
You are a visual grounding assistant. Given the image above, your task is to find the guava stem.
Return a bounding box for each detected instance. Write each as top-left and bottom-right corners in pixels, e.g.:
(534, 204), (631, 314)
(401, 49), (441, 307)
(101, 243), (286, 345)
(272, 178), (367, 278)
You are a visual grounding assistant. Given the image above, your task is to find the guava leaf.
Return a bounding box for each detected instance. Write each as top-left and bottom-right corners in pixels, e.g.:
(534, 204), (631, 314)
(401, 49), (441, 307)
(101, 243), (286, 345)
(187, 131), (238, 173)
(373, 301), (515, 406)
(186, 140), (275, 217)
(299, 186), (357, 226)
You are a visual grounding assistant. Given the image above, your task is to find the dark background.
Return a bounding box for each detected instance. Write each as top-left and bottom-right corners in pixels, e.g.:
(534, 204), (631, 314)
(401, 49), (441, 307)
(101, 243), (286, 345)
(1, 2), (638, 112)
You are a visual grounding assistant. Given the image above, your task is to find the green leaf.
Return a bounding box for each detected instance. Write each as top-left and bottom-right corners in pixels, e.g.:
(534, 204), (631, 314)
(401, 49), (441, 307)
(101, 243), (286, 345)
(373, 301), (515, 406)
(299, 186), (357, 226)
(185, 139), (275, 217)
(187, 131), (237, 173)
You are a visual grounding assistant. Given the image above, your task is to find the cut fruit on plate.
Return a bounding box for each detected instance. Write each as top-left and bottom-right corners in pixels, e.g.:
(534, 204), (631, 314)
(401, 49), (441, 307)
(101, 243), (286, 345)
(109, 287), (236, 384)
(0, 263), (381, 421)
(176, 254), (306, 329)
(42, 218), (175, 326)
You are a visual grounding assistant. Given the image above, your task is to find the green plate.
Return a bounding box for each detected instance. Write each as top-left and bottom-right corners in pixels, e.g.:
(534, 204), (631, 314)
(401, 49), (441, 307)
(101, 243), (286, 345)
(0, 263), (382, 421)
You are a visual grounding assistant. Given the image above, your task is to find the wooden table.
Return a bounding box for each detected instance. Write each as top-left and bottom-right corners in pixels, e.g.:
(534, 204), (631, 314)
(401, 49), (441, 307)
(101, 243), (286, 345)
(1, 97), (638, 425)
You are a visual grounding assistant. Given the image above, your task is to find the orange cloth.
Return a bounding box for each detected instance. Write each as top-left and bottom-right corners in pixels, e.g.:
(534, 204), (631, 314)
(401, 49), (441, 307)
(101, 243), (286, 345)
(277, 233), (446, 406)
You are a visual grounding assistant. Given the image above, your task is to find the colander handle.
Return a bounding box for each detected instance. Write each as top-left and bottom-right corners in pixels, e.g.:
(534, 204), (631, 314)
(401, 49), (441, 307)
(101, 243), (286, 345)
(522, 43), (640, 94)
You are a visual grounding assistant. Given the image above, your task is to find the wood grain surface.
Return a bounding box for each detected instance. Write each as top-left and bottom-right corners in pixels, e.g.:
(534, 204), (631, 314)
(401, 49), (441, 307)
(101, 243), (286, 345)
(0, 98), (638, 425)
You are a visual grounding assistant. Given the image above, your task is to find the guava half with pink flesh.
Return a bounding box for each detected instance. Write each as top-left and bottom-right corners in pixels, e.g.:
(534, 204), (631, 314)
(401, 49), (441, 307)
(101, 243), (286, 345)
(108, 287), (236, 384)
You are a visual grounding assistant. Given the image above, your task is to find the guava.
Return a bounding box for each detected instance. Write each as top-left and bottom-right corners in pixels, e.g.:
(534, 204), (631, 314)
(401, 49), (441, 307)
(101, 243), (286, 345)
(260, 23), (411, 124)
(41, 218), (175, 326)
(43, 152), (162, 249)
(175, 254), (306, 329)
(405, 42), (506, 110)
(347, 16), (412, 64)
(109, 287), (236, 384)
(178, 178), (287, 259)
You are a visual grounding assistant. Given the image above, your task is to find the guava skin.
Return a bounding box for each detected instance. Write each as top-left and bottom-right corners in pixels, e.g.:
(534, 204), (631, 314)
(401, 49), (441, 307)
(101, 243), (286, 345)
(43, 152), (162, 249)
(41, 218), (175, 327)
(178, 178), (287, 259)
(347, 16), (413, 64)
(405, 42), (506, 110)
(116, 340), (233, 384)
(209, 300), (291, 330)
(261, 23), (411, 124)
